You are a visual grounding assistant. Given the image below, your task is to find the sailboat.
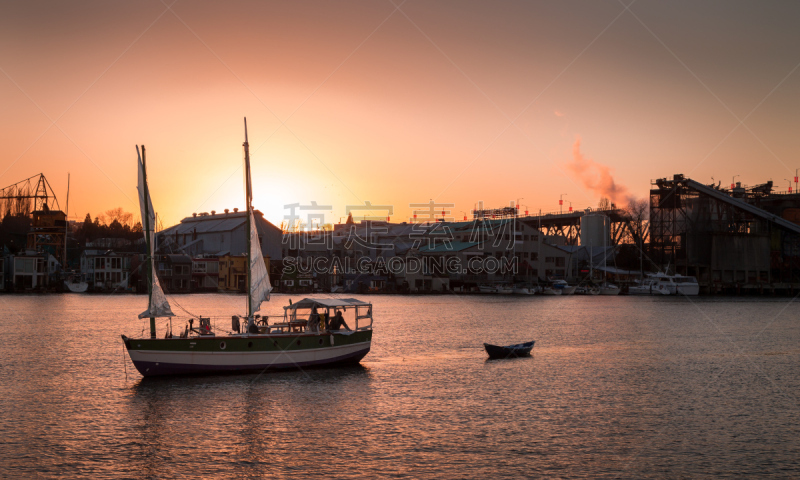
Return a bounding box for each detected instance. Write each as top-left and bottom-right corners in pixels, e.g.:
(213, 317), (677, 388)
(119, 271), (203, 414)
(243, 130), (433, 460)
(63, 173), (89, 293)
(121, 120), (374, 376)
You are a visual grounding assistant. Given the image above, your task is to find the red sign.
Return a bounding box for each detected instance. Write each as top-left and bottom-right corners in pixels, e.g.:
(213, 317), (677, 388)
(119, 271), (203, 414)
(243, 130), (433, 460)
(559, 199), (563, 205)
(731, 183), (735, 189)
(569, 206), (573, 212)
(795, 176), (798, 183)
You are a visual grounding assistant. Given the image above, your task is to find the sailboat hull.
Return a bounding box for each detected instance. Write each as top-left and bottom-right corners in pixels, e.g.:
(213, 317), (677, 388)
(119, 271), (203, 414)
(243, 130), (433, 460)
(122, 330), (372, 377)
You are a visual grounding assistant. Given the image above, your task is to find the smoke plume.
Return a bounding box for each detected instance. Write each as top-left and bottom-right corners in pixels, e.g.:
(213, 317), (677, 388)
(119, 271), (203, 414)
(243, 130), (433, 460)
(567, 136), (634, 206)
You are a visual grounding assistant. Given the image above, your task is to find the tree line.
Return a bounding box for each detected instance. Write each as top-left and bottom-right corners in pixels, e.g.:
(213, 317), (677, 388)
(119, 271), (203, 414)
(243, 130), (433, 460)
(75, 208), (142, 244)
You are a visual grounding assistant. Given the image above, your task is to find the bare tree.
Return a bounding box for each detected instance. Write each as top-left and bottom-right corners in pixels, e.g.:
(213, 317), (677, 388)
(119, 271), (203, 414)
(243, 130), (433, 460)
(104, 207), (134, 227)
(623, 198), (649, 245)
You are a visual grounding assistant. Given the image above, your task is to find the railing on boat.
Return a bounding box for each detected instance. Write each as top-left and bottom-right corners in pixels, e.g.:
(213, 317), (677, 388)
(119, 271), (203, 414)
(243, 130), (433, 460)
(281, 302), (373, 333)
(161, 302), (374, 338)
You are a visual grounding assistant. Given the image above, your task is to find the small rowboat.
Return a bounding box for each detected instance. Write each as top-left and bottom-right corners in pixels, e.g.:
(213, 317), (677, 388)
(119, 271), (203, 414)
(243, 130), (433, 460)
(484, 341), (535, 359)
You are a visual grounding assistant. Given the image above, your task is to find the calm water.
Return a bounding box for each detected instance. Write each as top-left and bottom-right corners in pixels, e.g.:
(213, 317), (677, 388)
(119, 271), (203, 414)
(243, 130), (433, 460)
(0, 293), (799, 479)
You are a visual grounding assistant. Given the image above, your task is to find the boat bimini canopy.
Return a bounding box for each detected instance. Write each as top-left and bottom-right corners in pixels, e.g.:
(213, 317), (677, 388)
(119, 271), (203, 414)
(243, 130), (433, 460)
(284, 298), (371, 311)
(284, 298), (373, 331)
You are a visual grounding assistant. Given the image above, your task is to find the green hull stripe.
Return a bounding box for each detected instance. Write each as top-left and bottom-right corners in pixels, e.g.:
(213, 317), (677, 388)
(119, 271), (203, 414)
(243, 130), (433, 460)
(127, 330), (372, 353)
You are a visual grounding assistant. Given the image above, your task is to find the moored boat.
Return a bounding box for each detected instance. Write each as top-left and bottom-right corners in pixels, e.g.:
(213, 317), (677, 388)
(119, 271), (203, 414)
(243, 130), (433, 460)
(64, 274), (88, 293)
(551, 279), (576, 295)
(512, 285), (535, 295)
(541, 286), (562, 295)
(484, 341), (535, 359)
(599, 283), (620, 295)
(648, 272), (700, 295)
(628, 279), (670, 295)
(121, 120), (373, 377)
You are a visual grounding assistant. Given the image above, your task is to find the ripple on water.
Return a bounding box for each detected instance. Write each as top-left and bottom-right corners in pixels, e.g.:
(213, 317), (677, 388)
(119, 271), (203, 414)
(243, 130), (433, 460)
(0, 294), (799, 478)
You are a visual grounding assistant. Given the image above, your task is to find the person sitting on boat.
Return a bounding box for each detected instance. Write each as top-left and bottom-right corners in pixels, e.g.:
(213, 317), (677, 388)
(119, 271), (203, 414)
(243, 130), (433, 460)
(247, 317), (259, 334)
(309, 306), (320, 332)
(329, 310), (350, 331)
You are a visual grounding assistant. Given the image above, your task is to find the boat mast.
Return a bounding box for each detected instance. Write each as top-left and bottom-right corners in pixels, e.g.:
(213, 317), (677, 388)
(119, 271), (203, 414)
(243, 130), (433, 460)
(64, 173), (70, 269)
(141, 145), (156, 338)
(538, 210), (542, 284)
(243, 118), (253, 318)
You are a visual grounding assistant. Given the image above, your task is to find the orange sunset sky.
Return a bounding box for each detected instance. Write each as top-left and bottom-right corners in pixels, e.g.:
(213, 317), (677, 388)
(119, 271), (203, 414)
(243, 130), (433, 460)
(2, 1), (799, 228)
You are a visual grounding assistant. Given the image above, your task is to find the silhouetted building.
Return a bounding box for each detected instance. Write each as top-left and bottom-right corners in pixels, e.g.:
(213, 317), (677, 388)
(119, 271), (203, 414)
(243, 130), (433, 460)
(158, 209), (282, 260)
(650, 174), (800, 290)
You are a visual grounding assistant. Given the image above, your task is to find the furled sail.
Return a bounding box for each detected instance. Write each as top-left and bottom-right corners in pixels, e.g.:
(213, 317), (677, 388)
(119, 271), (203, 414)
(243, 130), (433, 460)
(136, 147), (174, 319)
(248, 208), (272, 314)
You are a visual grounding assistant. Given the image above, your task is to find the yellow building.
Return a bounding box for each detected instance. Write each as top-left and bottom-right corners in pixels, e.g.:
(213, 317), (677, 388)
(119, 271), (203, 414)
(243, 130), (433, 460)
(218, 254), (270, 292)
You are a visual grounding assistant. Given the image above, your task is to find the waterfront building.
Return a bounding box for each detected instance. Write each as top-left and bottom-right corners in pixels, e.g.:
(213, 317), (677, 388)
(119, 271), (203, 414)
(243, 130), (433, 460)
(342, 272), (390, 293)
(279, 267), (314, 292)
(217, 254), (270, 292)
(412, 241), (479, 292)
(129, 253), (192, 294)
(158, 209), (282, 261)
(159, 254), (192, 293)
(8, 251), (51, 291)
(27, 207), (67, 266)
(553, 245), (618, 281)
(218, 254), (245, 292)
(80, 249), (132, 292)
(191, 256), (219, 292)
(280, 217), (574, 292)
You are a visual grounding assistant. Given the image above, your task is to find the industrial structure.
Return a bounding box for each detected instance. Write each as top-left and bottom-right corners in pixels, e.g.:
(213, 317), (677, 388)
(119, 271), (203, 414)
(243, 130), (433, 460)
(650, 174), (800, 292)
(0, 173), (67, 266)
(471, 200), (644, 247)
(514, 207), (641, 247)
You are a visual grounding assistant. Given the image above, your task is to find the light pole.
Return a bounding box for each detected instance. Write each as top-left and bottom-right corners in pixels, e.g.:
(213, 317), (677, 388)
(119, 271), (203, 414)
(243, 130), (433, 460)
(516, 198), (524, 216)
(785, 179), (793, 194)
(560, 194), (567, 214)
(731, 175), (740, 190)
(795, 168), (798, 193)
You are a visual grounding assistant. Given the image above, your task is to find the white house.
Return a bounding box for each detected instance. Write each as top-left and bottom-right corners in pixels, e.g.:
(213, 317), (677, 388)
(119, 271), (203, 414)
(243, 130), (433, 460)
(80, 250), (131, 291)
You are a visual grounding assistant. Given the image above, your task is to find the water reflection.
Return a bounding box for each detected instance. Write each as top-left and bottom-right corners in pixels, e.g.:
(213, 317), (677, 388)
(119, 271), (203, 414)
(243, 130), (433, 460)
(125, 366), (372, 477)
(1, 295), (799, 478)
(130, 364), (371, 393)
(483, 355), (536, 364)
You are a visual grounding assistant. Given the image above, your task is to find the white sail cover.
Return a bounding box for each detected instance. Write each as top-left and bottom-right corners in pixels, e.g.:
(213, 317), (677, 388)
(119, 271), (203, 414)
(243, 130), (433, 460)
(137, 149), (174, 319)
(248, 207), (272, 314)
